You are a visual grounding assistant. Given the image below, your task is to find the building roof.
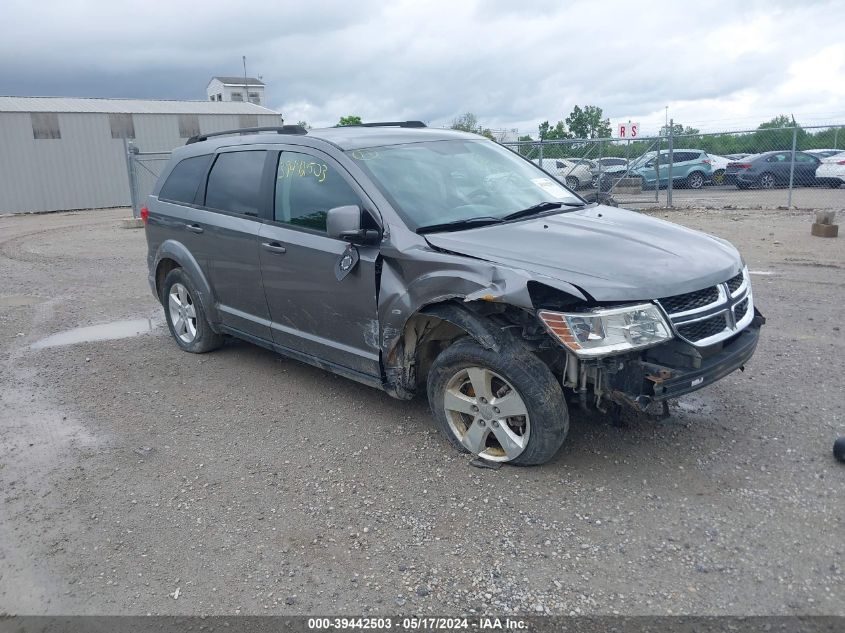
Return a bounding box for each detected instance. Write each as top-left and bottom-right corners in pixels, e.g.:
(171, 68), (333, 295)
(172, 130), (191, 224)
(209, 76), (265, 87)
(0, 96), (278, 115)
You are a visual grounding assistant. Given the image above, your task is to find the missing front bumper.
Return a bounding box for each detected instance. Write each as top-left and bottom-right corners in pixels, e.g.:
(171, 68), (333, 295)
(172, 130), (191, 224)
(605, 309), (764, 411)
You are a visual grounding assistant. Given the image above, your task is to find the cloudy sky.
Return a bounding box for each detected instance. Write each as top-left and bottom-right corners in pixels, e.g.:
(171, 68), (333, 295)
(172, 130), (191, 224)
(2, 0), (844, 136)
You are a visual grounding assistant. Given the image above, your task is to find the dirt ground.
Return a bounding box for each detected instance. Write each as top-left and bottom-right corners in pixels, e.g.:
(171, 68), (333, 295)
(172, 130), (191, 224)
(0, 206), (843, 616)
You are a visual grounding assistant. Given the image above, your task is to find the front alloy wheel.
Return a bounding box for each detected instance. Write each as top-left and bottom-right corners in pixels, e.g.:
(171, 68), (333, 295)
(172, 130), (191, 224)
(427, 336), (569, 466)
(443, 367), (530, 462)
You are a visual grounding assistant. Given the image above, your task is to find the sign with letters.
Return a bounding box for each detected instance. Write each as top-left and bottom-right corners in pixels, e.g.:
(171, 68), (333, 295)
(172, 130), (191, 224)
(617, 122), (640, 139)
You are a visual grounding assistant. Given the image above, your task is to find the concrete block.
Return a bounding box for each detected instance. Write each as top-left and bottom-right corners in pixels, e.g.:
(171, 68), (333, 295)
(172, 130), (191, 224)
(811, 222), (838, 238)
(121, 218), (145, 229)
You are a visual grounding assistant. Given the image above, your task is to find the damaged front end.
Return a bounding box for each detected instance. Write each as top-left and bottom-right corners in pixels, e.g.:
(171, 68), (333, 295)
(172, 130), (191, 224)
(534, 266), (765, 413)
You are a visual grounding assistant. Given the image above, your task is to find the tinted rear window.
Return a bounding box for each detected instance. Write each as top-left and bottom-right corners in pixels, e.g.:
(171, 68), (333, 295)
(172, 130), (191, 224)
(204, 151), (267, 215)
(159, 154), (213, 204)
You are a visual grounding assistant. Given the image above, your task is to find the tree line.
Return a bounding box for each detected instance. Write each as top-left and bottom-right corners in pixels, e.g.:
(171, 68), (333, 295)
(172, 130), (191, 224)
(297, 111), (842, 158)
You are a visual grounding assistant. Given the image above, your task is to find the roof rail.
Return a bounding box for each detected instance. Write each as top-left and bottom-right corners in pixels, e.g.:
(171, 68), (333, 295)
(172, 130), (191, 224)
(185, 125), (308, 145)
(344, 121), (427, 128)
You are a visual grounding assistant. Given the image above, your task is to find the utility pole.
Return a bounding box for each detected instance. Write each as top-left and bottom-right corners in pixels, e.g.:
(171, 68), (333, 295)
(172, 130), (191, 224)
(243, 56), (248, 103)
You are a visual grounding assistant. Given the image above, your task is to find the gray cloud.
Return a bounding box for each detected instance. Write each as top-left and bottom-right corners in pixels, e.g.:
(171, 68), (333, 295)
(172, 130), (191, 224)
(1, 0), (843, 134)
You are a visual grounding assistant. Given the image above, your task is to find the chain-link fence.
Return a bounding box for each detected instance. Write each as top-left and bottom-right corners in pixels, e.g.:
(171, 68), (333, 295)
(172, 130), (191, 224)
(502, 124), (845, 210)
(124, 142), (171, 218)
(125, 125), (845, 217)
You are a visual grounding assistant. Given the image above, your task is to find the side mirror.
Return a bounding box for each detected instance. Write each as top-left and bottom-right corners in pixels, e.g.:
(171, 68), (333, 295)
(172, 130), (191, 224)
(326, 205), (381, 244)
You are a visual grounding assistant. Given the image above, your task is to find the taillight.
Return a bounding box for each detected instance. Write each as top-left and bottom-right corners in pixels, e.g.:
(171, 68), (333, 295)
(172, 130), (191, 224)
(838, 160), (845, 165)
(140, 207), (149, 224)
(702, 159), (712, 165)
(729, 163), (751, 169)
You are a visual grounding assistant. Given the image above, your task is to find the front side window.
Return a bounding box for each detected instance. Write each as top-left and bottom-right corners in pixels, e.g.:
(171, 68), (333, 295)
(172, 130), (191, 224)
(159, 154), (213, 204)
(274, 151), (361, 232)
(349, 140), (582, 231)
(204, 151), (267, 215)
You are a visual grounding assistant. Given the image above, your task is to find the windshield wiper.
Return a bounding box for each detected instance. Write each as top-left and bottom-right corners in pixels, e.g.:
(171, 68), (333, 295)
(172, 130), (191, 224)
(502, 201), (584, 222)
(416, 216), (503, 234)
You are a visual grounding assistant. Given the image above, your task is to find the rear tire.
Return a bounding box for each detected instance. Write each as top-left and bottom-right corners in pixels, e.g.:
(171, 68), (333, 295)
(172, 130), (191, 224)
(427, 337), (569, 466)
(686, 171), (705, 189)
(828, 180), (842, 189)
(759, 172), (776, 189)
(565, 176), (579, 190)
(162, 268), (224, 354)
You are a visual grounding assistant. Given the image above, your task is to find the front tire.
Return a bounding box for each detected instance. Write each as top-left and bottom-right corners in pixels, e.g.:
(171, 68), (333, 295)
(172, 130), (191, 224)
(427, 337), (569, 466)
(162, 268), (224, 353)
(712, 169), (725, 185)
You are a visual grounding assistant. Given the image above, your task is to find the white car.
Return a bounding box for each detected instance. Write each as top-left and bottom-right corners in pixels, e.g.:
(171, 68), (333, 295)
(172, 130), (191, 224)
(806, 148), (843, 159)
(706, 154), (731, 185)
(815, 151), (845, 188)
(532, 158), (593, 190)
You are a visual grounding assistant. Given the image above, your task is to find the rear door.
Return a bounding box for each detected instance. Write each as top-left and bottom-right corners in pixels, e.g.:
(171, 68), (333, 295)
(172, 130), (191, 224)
(257, 148), (381, 378)
(192, 148), (273, 340)
(765, 152), (790, 183)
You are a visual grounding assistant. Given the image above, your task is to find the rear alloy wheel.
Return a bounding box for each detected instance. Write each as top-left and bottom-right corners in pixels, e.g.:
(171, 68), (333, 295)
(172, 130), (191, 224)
(759, 172), (776, 189)
(686, 171), (705, 189)
(162, 268), (224, 353)
(565, 176), (579, 190)
(712, 169), (725, 185)
(427, 337), (568, 466)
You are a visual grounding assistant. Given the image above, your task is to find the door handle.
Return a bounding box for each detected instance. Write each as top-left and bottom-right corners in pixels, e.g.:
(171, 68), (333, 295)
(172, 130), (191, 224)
(261, 241), (287, 254)
(186, 223), (204, 234)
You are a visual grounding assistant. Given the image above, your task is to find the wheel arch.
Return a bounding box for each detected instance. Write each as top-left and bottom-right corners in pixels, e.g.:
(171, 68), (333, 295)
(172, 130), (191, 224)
(153, 240), (221, 328)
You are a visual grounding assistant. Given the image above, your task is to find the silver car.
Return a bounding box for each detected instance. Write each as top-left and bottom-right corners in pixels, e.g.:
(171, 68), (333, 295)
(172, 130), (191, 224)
(144, 122), (763, 465)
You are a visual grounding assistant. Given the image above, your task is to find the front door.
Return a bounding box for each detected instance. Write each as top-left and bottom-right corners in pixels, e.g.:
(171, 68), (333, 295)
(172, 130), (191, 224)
(258, 149), (381, 378)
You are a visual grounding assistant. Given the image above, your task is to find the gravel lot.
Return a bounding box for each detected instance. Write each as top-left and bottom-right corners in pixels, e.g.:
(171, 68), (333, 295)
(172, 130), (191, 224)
(0, 207), (843, 616)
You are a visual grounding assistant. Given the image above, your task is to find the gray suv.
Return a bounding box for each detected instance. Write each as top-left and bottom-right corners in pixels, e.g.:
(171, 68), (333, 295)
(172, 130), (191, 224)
(144, 122), (764, 466)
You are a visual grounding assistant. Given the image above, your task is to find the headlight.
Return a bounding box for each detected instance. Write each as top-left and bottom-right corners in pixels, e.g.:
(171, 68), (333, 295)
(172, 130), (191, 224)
(538, 303), (673, 358)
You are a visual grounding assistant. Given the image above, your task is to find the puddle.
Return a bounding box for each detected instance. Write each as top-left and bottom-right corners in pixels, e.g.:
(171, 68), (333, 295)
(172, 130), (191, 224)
(30, 318), (156, 349)
(0, 295), (42, 307)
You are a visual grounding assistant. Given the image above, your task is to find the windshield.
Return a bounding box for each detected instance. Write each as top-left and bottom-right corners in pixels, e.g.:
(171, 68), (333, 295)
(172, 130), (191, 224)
(348, 139), (583, 231)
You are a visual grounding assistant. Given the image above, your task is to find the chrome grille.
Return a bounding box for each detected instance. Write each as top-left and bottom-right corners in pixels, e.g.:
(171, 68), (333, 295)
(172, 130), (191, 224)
(658, 286), (720, 314)
(656, 268), (753, 347)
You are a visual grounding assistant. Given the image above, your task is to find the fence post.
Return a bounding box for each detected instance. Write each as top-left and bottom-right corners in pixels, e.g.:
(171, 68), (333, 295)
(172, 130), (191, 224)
(787, 126), (798, 209)
(124, 139), (140, 219)
(666, 118), (674, 209)
(538, 141), (544, 169)
(654, 137), (660, 204)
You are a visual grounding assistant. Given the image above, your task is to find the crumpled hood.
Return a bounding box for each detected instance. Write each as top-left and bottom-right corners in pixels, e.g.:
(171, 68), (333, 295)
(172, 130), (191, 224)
(423, 205), (742, 301)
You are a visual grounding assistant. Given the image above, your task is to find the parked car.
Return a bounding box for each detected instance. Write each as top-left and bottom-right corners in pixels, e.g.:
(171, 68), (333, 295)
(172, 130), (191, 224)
(532, 157), (592, 189)
(706, 154), (731, 185)
(815, 151), (845, 188)
(590, 157), (628, 187)
(601, 149), (713, 190)
(724, 153), (749, 160)
(144, 122), (763, 465)
(724, 151), (821, 189)
(806, 148), (843, 159)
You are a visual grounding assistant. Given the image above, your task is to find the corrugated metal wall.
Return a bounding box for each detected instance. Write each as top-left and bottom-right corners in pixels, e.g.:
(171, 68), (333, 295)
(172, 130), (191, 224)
(0, 111), (281, 213)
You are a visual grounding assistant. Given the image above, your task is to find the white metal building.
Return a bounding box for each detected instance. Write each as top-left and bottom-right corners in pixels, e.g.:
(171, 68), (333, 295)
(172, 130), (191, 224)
(206, 77), (265, 105)
(0, 96), (282, 214)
